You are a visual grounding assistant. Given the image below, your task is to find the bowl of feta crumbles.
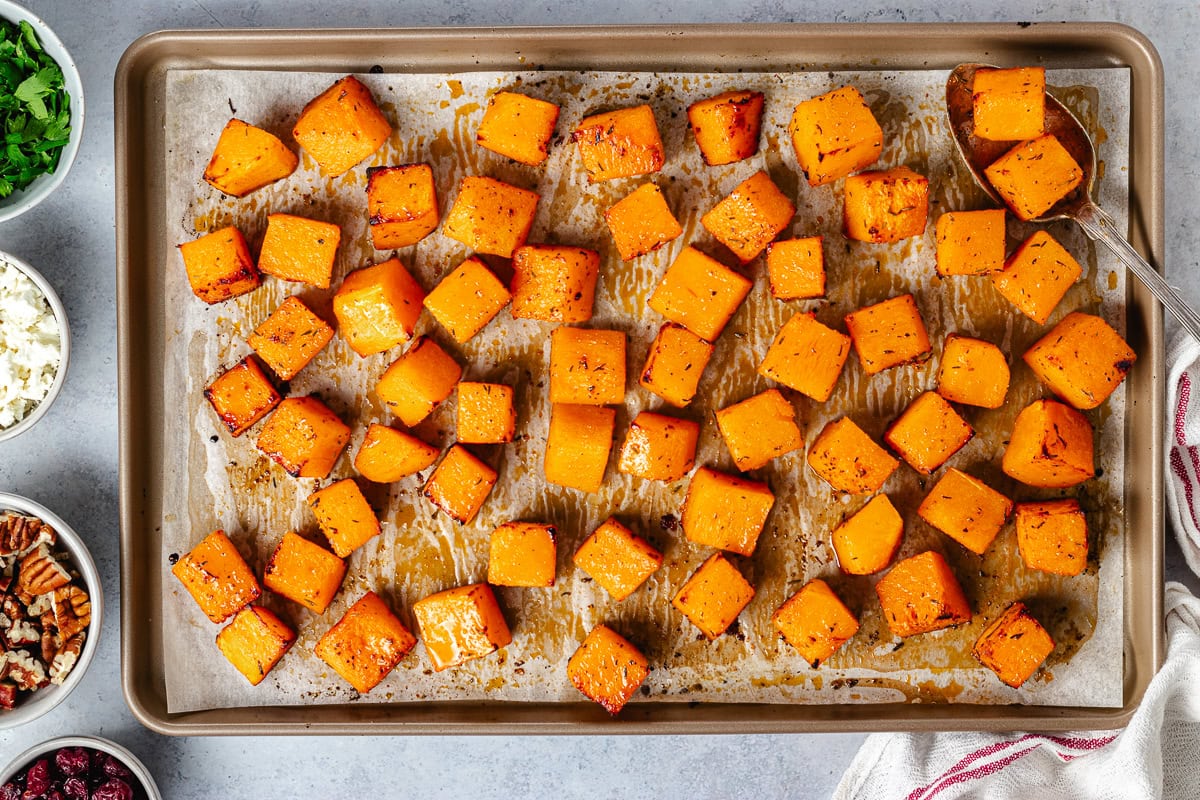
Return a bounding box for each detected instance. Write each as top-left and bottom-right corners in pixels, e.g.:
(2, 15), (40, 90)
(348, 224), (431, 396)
(0, 249), (67, 442)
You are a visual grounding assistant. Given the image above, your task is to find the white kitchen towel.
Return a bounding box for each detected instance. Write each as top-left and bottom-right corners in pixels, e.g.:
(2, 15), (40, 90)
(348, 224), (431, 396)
(1166, 328), (1200, 575)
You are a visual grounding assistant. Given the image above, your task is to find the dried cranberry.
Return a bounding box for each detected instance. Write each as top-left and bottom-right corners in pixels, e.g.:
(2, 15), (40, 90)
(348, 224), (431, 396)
(62, 778), (88, 800)
(89, 780), (133, 800)
(98, 758), (130, 782)
(55, 748), (91, 777)
(24, 760), (51, 795)
(0, 783), (19, 800)
(43, 790), (65, 800)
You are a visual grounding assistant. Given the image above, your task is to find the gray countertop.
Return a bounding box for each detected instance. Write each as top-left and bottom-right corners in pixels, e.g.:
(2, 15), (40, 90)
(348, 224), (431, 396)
(2, 1), (1198, 797)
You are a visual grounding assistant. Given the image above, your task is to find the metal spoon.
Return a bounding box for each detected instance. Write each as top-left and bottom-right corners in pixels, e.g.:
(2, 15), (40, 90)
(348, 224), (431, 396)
(946, 63), (1200, 340)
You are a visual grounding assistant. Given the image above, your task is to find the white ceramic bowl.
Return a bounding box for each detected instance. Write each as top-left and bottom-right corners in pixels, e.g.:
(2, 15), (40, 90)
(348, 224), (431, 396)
(0, 0), (84, 223)
(0, 735), (162, 799)
(0, 249), (70, 443)
(0, 493), (100, 729)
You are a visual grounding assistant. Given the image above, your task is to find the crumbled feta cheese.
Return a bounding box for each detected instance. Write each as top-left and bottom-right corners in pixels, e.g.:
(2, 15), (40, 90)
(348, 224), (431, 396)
(0, 260), (61, 429)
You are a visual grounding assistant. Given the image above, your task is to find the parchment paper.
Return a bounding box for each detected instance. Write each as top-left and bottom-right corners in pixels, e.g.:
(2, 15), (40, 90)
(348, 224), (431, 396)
(160, 66), (1131, 712)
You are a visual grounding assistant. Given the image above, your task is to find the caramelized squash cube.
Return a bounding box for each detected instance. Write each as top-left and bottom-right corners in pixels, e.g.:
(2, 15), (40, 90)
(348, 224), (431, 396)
(178, 226), (261, 304)
(366, 164), (440, 250)
(807, 417), (899, 495)
(972, 602), (1055, 688)
(844, 167), (929, 243)
(766, 236), (825, 300)
(687, 89), (764, 166)
(616, 411), (699, 483)
(422, 256), (510, 344)
(475, 91), (560, 166)
(832, 494), (904, 575)
(247, 296), (334, 380)
(567, 624), (649, 714)
(315, 591), (416, 693)
(715, 389), (802, 471)
(884, 391), (974, 475)
(681, 466), (775, 557)
(457, 382), (516, 444)
(991, 230), (1082, 324)
(700, 170), (796, 263)
(375, 336), (462, 427)
(789, 86), (883, 187)
(308, 478), (381, 559)
(257, 213), (342, 289)
(204, 357), (280, 437)
(412, 583), (511, 671)
(511, 245), (601, 323)
(333, 257), (426, 357)
(263, 531), (347, 614)
(639, 323), (714, 408)
(758, 312), (852, 402)
(487, 521), (557, 587)
(544, 403), (616, 493)
(572, 105), (664, 182)
(875, 550), (971, 638)
(204, 118), (298, 198)
(918, 468), (1013, 555)
(972, 67), (1046, 142)
(443, 175), (540, 258)
(422, 444), (498, 524)
(1024, 311), (1136, 410)
(573, 517), (663, 602)
(604, 183), (683, 262)
(984, 134), (1083, 221)
(548, 327), (626, 406)
(672, 553), (755, 640)
(353, 423), (440, 483)
(936, 334), (1011, 409)
(772, 579), (859, 667)
(1015, 499), (1088, 576)
(1003, 399), (1095, 488)
(292, 75), (391, 176)
(648, 246), (752, 342)
(934, 209), (1006, 276)
(256, 395), (351, 479)
(844, 294), (931, 375)
(216, 606), (296, 686)
(171, 530), (261, 624)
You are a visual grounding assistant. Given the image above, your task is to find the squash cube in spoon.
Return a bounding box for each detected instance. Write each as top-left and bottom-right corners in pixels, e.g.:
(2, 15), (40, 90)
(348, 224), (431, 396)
(648, 246), (752, 342)
(616, 411), (699, 483)
(443, 176), (540, 258)
(971, 67), (1046, 142)
(315, 591), (416, 693)
(422, 256), (510, 344)
(789, 86), (883, 187)
(248, 296), (334, 380)
(843, 167), (929, 243)
(456, 382), (516, 445)
(264, 531), (347, 614)
(353, 423), (440, 483)
(204, 118), (298, 198)
(766, 236), (825, 300)
(991, 230), (1082, 324)
(567, 624), (649, 715)
(918, 468), (1012, 555)
(672, 553), (755, 640)
(687, 89), (764, 166)
(772, 579), (859, 667)
(256, 396), (351, 479)
(257, 213), (342, 289)
(511, 245), (600, 323)
(171, 530), (262, 624)
(1024, 311), (1136, 410)
(936, 334), (1011, 409)
(758, 312), (851, 402)
(715, 389), (802, 472)
(216, 606), (296, 686)
(884, 391), (974, 475)
(1015, 498), (1089, 577)
(376, 337), (462, 427)
(293, 75), (391, 176)
(412, 583), (511, 671)
(333, 257), (426, 357)
(832, 494), (904, 575)
(1003, 399), (1095, 488)
(875, 551), (971, 638)
(573, 518), (663, 602)
(548, 327), (626, 406)
(475, 91), (560, 166)
(204, 356), (280, 437)
(935, 209), (1006, 276)
(544, 403), (615, 493)
(638, 323), (714, 408)
(366, 164), (440, 249)
(807, 417), (898, 495)
(701, 170), (796, 263)
(308, 478), (381, 558)
(572, 105), (665, 182)
(844, 294), (931, 375)
(179, 226), (261, 304)
(984, 134), (1084, 221)
(422, 444), (497, 524)
(604, 183), (683, 262)
(681, 467), (775, 557)
(488, 521), (557, 587)
(972, 602), (1055, 688)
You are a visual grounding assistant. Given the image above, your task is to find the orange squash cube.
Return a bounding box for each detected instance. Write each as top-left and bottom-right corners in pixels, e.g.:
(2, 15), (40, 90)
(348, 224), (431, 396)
(1024, 311), (1136, 410)
(487, 521), (557, 587)
(681, 466), (775, 557)
(171, 530), (261, 624)
(648, 246), (752, 342)
(366, 164), (440, 250)
(572, 105), (664, 182)
(639, 323), (714, 408)
(884, 391), (974, 475)
(375, 337), (462, 427)
(548, 327), (626, 406)
(215, 606), (296, 686)
(475, 90), (560, 166)
(844, 294), (931, 375)
(832, 494), (904, 575)
(991, 230), (1082, 324)
(315, 591), (416, 693)
(935, 209), (1007, 276)
(766, 236), (825, 300)
(308, 478), (381, 558)
(687, 89), (764, 166)
(203, 118), (298, 198)
(789, 85), (883, 187)
(1003, 399), (1095, 488)
(616, 411), (699, 483)
(573, 517), (663, 602)
(178, 226), (261, 304)
(422, 256), (510, 344)
(604, 183), (684, 262)
(844, 167), (929, 243)
(972, 602), (1055, 688)
(758, 312), (852, 403)
(918, 468), (1013, 555)
(333, 257), (426, 357)
(715, 389), (802, 471)
(204, 357), (280, 437)
(443, 175), (540, 258)
(257, 213), (342, 289)
(700, 170), (796, 263)
(411, 583), (512, 671)
(263, 531), (347, 614)
(422, 444), (498, 524)
(1015, 498), (1089, 576)
(772, 579), (859, 667)
(544, 403), (616, 493)
(292, 75), (391, 176)
(984, 134), (1084, 221)
(353, 423), (440, 483)
(256, 395), (351, 479)
(875, 550), (972, 638)
(807, 417), (899, 495)
(567, 624), (649, 715)
(510, 245), (601, 323)
(457, 382), (516, 444)
(247, 296), (334, 380)
(937, 334), (1011, 409)
(972, 67), (1046, 141)
(672, 553), (755, 640)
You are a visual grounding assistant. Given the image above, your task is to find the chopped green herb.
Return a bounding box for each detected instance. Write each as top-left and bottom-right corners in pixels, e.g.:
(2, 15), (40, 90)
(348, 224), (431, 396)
(0, 19), (72, 197)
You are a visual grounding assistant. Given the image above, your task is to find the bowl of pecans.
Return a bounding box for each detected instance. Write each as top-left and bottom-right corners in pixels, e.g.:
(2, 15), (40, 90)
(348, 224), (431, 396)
(0, 492), (100, 728)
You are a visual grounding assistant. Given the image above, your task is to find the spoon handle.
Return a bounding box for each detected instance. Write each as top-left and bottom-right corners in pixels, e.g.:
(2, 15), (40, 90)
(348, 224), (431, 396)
(1075, 202), (1200, 342)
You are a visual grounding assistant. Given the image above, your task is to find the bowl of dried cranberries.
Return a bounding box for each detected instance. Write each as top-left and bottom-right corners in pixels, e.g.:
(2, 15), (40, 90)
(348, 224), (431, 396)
(0, 736), (161, 800)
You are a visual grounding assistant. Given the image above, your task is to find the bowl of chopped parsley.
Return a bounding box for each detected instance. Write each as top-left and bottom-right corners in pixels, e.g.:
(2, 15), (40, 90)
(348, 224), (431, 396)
(0, 0), (82, 222)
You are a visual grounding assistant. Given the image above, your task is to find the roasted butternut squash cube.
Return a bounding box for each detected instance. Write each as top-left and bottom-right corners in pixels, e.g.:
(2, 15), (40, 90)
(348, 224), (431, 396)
(215, 606), (295, 686)
(567, 624), (649, 714)
(315, 591), (416, 693)
(766, 236), (825, 300)
(375, 337), (462, 427)
(475, 91), (560, 166)
(789, 85), (883, 187)
(772, 579), (859, 667)
(1024, 311), (1136, 410)
(247, 296), (334, 380)
(715, 389), (802, 471)
(573, 517), (663, 602)
(333, 257), (426, 357)
(844, 167), (929, 243)
(204, 118), (298, 198)
(639, 323), (714, 408)
(263, 531), (347, 614)
(758, 312), (852, 402)
(171, 530), (261, 624)
(701, 170), (796, 263)
(807, 417), (899, 495)
(972, 67), (1046, 142)
(204, 357), (280, 437)
(672, 553), (755, 640)
(457, 382), (516, 444)
(648, 246), (752, 342)
(604, 183), (683, 262)
(687, 89), (764, 166)
(257, 213), (342, 289)
(984, 134), (1084, 221)
(366, 164), (440, 249)
(548, 327), (626, 406)
(572, 105), (664, 182)
(1015, 498), (1088, 576)
(991, 230), (1082, 324)
(422, 444), (498, 524)
(844, 294), (931, 375)
(544, 403), (616, 493)
(1003, 399), (1095, 488)
(875, 550), (971, 638)
(256, 395), (351, 479)
(487, 521), (557, 587)
(884, 391), (974, 474)
(292, 75), (391, 176)
(179, 226), (260, 304)
(511, 245), (601, 323)
(412, 583), (511, 671)
(681, 466), (775, 557)
(353, 423), (440, 483)
(972, 602), (1055, 688)
(422, 256), (510, 344)
(918, 468), (1013, 555)
(934, 209), (1006, 276)
(832, 494), (903, 575)
(308, 478), (381, 559)
(616, 411), (699, 483)
(443, 175), (540, 258)
(936, 334), (1010, 409)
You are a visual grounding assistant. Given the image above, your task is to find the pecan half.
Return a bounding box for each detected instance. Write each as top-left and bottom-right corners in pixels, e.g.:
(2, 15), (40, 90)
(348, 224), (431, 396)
(0, 649), (48, 691)
(51, 585), (91, 640)
(15, 545), (71, 597)
(0, 513), (56, 557)
(39, 624), (59, 666)
(49, 632), (83, 686)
